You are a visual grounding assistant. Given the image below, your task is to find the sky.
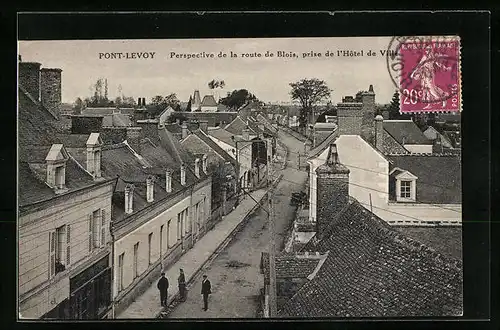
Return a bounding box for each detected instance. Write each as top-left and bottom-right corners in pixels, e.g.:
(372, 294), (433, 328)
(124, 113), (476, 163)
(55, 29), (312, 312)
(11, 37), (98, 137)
(18, 37), (399, 105)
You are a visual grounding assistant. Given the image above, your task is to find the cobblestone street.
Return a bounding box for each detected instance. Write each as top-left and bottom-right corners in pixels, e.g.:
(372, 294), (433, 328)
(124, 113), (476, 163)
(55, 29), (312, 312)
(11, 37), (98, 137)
(167, 130), (307, 318)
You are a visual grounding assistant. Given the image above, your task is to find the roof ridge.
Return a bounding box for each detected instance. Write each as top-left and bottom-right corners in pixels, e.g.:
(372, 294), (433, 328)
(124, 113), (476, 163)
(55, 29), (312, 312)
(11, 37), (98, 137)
(387, 152), (459, 157)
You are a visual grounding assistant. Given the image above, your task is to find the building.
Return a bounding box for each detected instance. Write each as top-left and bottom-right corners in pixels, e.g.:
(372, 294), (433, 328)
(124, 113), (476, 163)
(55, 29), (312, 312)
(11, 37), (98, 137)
(262, 145), (463, 317)
(306, 86), (461, 226)
(200, 95), (218, 112)
(18, 61), (115, 319)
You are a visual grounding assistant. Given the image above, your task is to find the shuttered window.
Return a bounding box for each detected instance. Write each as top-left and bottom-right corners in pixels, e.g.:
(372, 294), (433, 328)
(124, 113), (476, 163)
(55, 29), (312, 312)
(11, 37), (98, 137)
(101, 209), (106, 247)
(66, 225), (71, 266)
(88, 215), (93, 252)
(49, 231), (56, 278)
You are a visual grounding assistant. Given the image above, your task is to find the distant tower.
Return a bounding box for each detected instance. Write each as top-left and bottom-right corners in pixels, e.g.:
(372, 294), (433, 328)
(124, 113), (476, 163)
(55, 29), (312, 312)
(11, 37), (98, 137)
(192, 90), (202, 111)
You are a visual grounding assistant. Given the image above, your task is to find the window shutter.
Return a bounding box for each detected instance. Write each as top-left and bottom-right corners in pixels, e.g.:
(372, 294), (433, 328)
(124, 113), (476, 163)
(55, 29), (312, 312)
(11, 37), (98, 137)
(88, 214), (93, 252)
(101, 209), (106, 247)
(66, 225), (71, 266)
(49, 232), (56, 277)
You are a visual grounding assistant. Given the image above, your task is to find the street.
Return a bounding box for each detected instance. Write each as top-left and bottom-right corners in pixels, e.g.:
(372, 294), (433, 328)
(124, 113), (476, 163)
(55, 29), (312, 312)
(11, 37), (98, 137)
(166, 129), (308, 318)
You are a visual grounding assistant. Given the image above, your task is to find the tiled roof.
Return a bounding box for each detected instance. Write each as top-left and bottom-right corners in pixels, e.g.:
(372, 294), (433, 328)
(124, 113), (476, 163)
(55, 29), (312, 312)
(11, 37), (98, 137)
(201, 95), (218, 107)
(102, 113), (132, 127)
(217, 104), (229, 112)
(208, 127), (248, 148)
(225, 116), (257, 136)
(191, 130), (236, 165)
(387, 154), (461, 204)
(280, 199), (463, 317)
(261, 252), (325, 284)
(256, 113), (279, 135)
(383, 120), (433, 145)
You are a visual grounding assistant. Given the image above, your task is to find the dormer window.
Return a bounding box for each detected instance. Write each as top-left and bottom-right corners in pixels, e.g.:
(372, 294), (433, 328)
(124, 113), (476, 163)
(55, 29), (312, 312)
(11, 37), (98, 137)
(390, 167), (418, 202)
(202, 155), (208, 174)
(45, 144), (70, 194)
(125, 184), (135, 214)
(86, 133), (103, 179)
(146, 176), (155, 203)
(180, 163), (186, 186)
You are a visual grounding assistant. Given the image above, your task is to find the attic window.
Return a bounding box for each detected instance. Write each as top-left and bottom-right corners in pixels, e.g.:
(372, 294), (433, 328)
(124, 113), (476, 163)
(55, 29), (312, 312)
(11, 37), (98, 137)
(396, 176), (417, 202)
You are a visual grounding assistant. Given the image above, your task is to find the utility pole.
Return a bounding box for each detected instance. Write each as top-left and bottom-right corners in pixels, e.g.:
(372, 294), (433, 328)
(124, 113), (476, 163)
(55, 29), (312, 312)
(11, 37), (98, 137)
(267, 153), (277, 317)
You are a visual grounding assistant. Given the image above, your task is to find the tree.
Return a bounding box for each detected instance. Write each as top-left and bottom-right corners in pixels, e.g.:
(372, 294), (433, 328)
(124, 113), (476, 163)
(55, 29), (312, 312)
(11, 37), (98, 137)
(289, 78), (331, 129)
(208, 79), (225, 102)
(185, 95), (192, 112)
(167, 112), (187, 124)
(387, 91), (411, 120)
(208, 159), (236, 208)
(219, 89), (259, 110)
(73, 97), (84, 114)
(148, 94), (181, 118)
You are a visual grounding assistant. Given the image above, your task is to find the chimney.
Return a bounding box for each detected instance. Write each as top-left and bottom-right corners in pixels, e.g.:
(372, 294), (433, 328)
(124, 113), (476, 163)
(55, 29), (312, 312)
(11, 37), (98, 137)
(374, 115), (384, 152)
(360, 85), (376, 138)
(180, 163), (186, 186)
(433, 137), (443, 154)
(142, 97), (146, 107)
(19, 62), (41, 101)
(165, 170), (172, 192)
(126, 127), (142, 154)
(86, 133), (102, 179)
(40, 68), (62, 119)
(181, 123), (188, 139)
(315, 144), (350, 239)
(199, 120), (208, 134)
(202, 154), (208, 174)
(195, 158), (201, 178)
(146, 176), (154, 202)
(242, 128), (250, 141)
(137, 97), (142, 106)
(337, 99), (363, 136)
(125, 184), (135, 214)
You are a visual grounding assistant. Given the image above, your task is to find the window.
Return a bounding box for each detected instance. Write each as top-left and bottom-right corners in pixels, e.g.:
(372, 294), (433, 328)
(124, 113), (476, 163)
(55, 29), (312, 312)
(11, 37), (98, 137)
(400, 181), (411, 199)
(160, 225), (164, 255)
(118, 253), (124, 292)
(177, 214), (182, 240)
(101, 210), (106, 246)
(50, 225), (69, 277)
(55, 166), (64, 189)
(167, 220), (171, 248)
(148, 233), (153, 265)
(133, 243), (139, 278)
(89, 210), (102, 252)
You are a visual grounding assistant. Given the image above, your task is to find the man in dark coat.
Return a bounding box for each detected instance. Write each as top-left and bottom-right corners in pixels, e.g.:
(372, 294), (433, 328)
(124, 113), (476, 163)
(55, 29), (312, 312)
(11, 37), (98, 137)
(201, 275), (211, 311)
(178, 269), (187, 302)
(157, 272), (169, 307)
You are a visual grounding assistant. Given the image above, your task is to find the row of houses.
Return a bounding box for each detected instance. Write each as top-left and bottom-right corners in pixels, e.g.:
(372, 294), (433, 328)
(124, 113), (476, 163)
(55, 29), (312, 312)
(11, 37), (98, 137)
(259, 85), (463, 317)
(17, 62), (280, 319)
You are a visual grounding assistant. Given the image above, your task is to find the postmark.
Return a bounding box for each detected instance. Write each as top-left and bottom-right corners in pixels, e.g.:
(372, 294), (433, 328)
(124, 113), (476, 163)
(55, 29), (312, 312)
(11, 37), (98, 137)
(386, 36), (461, 113)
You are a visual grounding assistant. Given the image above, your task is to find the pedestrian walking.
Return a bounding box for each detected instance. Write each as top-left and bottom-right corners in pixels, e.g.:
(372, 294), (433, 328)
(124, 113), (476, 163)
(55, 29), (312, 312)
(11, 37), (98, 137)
(157, 272), (169, 307)
(201, 275), (211, 311)
(178, 269), (187, 302)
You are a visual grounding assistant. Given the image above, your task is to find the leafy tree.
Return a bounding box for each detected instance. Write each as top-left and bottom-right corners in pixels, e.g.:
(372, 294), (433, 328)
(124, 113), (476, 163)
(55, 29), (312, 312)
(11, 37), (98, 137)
(167, 112), (188, 124)
(73, 97), (84, 114)
(219, 89), (259, 110)
(149, 93), (181, 117)
(289, 78), (331, 128)
(208, 79), (225, 102)
(185, 95), (192, 112)
(208, 159), (236, 207)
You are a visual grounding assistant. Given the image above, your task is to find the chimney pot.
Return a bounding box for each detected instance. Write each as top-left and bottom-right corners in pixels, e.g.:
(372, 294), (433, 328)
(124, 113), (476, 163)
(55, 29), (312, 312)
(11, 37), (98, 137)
(125, 184), (135, 214)
(146, 176), (154, 202)
(374, 115), (384, 152)
(195, 158), (200, 178)
(202, 154), (208, 174)
(181, 123), (188, 139)
(165, 170), (172, 192)
(180, 163), (186, 185)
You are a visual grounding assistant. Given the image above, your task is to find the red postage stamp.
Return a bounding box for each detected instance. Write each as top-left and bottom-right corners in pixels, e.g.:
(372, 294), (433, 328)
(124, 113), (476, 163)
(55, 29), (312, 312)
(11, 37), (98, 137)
(391, 36), (461, 113)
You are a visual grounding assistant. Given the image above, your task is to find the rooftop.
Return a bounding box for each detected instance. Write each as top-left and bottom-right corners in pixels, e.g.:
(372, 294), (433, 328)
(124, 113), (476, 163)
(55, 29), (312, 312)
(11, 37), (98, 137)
(383, 120), (433, 145)
(201, 95), (218, 107)
(279, 199), (463, 317)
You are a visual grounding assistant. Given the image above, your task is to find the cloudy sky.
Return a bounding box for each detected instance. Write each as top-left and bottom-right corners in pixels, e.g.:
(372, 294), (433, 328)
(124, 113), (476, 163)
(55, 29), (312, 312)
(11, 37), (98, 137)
(18, 37), (398, 105)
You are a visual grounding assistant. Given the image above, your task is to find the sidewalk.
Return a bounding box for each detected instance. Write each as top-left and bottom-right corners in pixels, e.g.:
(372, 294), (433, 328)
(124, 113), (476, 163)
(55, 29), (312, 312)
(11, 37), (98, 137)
(116, 188), (268, 319)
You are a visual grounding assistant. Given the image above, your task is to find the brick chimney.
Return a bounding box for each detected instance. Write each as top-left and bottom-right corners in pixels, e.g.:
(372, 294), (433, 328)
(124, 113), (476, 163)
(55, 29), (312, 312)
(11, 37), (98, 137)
(137, 97), (142, 106)
(126, 127), (142, 154)
(40, 68), (62, 119)
(374, 115), (384, 152)
(142, 97), (146, 107)
(181, 123), (188, 139)
(165, 170), (172, 193)
(199, 120), (209, 134)
(146, 176), (154, 203)
(19, 62), (41, 101)
(433, 136), (443, 154)
(337, 98), (363, 136)
(315, 144), (350, 239)
(125, 184), (135, 214)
